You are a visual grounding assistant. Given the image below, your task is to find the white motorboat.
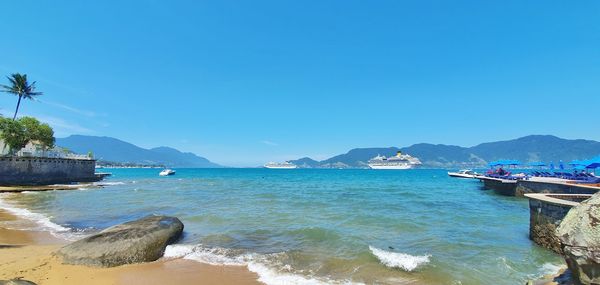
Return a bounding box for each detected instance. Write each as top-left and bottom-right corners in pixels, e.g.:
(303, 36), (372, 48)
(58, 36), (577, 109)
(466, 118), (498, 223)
(159, 169), (176, 176)
(448, 169), (477, 178)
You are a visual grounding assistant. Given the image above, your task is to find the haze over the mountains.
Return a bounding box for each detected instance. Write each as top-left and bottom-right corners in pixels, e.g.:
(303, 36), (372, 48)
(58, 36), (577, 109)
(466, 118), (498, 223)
(291, 135), (600, 168)
(57, 135), (221, 168)
(56, 135), (600, 169)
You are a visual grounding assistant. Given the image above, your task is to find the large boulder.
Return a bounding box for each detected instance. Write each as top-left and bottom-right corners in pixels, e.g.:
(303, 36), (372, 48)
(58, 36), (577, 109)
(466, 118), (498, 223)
(57, 215), (183, 267)
(0, 280), (37, 285)
(556, 192), (600, 284)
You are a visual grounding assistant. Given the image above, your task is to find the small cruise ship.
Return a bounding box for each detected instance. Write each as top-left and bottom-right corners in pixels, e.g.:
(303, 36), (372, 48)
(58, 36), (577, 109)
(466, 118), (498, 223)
(367, 151), (421, 170)
(264, 161), (298, 169)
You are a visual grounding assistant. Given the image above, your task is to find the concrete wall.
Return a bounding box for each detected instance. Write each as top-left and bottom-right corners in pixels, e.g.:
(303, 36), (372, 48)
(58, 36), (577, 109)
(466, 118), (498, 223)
(480, 177), (518, 196)
(0, 156), (98, 186)
(516, 180), (599, 197)
(526, 194), (590, 254)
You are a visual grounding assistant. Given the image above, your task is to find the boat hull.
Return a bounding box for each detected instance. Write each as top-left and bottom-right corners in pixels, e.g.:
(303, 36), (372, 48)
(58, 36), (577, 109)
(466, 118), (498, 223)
(368, 164), (412, 170)
(448, 172), (476, 178)
(264, 166), (298, 169)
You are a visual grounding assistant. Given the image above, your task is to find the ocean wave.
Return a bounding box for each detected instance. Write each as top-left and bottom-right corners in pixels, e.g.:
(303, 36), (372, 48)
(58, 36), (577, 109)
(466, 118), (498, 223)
(530, 263), (563, 280)
(94, 181), (126, 186)
(164, 244), (364, 285)
(164, 244), (250, 266)
(539, 263), (562, 274)
(247, 262), (358, 285)
(369, 246), (430, 271)
(0, 194), (80, 241)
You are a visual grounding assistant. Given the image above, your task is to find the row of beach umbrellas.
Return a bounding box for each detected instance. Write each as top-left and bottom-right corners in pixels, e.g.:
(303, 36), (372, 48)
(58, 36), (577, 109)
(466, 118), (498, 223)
(488, 156), (600, 169)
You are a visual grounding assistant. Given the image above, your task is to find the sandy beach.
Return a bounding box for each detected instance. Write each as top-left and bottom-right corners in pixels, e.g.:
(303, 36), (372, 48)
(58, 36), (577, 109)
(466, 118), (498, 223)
(0, 209), (261, 285)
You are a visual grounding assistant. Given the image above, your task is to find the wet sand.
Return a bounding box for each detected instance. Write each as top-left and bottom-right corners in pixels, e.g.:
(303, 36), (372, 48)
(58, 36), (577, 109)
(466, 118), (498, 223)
(0, 209), (261, 285)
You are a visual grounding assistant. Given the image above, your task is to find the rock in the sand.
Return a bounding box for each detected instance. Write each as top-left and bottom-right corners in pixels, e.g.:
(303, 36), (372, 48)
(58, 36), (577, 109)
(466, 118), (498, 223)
(556, 192), (600, 285)
(57, 215), (183, 267)
(0, 280), (37, 285)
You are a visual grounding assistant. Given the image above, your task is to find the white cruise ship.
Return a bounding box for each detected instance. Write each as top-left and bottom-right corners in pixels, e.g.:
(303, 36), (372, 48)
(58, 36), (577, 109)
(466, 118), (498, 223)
(367, 151), (421, 170)
(264, 161), (298, 169)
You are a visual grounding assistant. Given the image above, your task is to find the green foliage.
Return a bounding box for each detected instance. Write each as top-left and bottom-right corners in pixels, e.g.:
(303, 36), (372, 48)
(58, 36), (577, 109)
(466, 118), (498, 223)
(0, 116), (55, 153)
(18, 117), (55, 149)
(0, 117), (28, 153)
(1, 73), (43, 120)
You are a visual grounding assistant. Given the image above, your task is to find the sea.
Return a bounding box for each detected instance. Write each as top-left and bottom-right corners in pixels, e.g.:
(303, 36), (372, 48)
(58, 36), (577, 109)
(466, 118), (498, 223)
(0, 168), (563, 284)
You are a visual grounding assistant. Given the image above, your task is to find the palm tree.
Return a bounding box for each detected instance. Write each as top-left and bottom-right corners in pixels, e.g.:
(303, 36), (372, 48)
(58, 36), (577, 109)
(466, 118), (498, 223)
(1, 73), (43, 120)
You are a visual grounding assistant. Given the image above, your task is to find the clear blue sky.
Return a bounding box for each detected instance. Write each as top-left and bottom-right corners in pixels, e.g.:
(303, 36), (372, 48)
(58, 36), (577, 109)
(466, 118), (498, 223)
(1, 1), (599, 166)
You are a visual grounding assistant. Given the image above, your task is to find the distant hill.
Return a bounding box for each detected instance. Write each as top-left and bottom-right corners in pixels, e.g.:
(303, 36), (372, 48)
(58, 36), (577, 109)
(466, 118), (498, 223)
(294, 135), (600, 168)
(319, 147), (400, 168)
(288, 157), (321, 168)
(56, 135), (220, 168)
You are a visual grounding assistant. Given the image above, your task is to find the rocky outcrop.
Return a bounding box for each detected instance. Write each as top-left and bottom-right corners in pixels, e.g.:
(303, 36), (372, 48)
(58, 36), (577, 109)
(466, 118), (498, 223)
(57, 215), (183, 267)
(556, 192), (600, 284)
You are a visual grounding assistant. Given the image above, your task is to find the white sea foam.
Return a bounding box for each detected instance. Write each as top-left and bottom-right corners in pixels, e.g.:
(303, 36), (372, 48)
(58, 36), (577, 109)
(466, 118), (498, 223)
(94, 181), (126, 186)
(164, 244), (249, 265)
(0, 194), (79, 241)
(248, 262), (344, 285)
(164, 244), (364, 285)
(369, 246), (430, 271)
(530, 262), (564, 280)
(539, 263), (562, 275)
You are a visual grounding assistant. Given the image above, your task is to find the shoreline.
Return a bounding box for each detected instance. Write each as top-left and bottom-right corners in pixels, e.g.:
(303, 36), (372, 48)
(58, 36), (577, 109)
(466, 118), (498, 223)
(0, 209), (261, 285)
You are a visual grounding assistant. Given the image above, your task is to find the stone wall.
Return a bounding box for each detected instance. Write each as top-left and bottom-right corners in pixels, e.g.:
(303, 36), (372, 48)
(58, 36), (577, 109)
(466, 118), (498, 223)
(516, 180), (599, 197)
(0, 156), (98, 186)
(480, 177), (518, 196)
(526, 194), (590, 253)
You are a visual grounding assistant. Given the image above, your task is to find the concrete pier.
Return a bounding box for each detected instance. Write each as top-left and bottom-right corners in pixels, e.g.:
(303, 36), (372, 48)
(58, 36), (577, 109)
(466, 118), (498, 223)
(516, 180), (599, 197)
(478, 176), (518, 196)
(477, 175), (600, 197)
(525, 193), (591, 253)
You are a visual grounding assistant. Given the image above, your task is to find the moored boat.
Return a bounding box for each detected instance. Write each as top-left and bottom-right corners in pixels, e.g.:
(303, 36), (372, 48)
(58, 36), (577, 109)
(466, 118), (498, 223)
(159, 169), (176, 176)
(448, 169), (478, 178)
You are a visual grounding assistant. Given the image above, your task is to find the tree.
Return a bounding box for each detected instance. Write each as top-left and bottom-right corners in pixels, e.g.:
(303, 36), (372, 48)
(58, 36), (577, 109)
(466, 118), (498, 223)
(1, 73), (43, 120)
(0, 117), (28, 154)
(18, 117), (55, 149)
(0, 116), (55, 155)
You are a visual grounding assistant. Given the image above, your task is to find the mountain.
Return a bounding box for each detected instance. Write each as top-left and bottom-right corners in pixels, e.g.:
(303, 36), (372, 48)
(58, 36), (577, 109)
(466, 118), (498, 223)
(288, 157), (321, 168)
(469, 135), (600, 164)
(319, 147), (400, 168)
(56, 135), (221, 168)
(294, 135), (600, 168)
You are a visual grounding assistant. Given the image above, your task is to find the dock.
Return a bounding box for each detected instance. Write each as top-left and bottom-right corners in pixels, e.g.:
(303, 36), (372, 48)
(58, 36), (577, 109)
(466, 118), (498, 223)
(477, 176), (518, 196)
(476, 175), (600, 197)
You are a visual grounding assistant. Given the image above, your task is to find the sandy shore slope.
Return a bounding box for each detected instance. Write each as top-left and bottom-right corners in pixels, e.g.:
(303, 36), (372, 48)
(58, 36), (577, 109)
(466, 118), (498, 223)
(0, 210), (261, 285)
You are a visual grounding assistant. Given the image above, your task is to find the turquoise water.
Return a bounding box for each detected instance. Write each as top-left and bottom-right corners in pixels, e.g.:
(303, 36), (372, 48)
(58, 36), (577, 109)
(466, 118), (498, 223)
(0, 169), (562, 284)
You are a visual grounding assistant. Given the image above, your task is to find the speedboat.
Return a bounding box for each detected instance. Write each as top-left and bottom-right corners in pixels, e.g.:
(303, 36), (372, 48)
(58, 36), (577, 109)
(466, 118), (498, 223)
(159, 169), (176, 176)
(448, 169), (477, 178)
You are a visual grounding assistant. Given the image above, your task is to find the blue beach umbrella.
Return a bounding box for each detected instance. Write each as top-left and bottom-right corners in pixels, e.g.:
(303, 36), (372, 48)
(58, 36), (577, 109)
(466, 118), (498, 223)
(569, 160), (584, 166)
(586, 162), (600, 169)
(559, 160), (564, 170)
